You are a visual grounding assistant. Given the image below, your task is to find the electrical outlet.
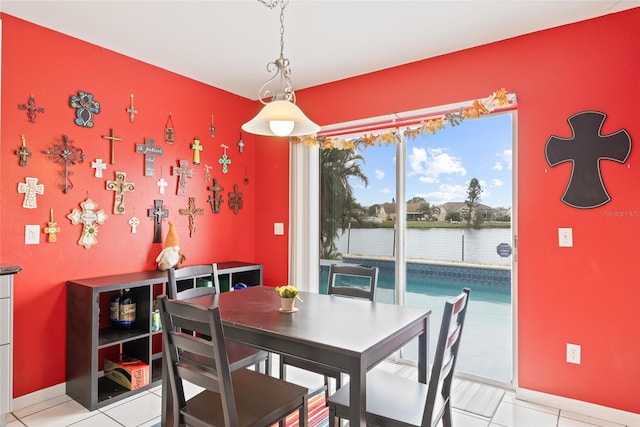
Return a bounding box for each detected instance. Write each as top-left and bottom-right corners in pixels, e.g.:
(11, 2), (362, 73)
(566, 343), (581, 364)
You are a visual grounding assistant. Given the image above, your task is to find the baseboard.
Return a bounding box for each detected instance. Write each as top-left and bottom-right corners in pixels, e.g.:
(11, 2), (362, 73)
(12, 383), (66, 412)
(516, 387), (640, 426)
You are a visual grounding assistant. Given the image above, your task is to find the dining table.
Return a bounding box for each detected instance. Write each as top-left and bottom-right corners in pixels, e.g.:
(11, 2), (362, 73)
(162, 285), (431, 427)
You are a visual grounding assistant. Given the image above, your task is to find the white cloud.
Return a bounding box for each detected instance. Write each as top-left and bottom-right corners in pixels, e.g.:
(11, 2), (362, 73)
(493, 162), (503, 171)
(408, 147), (466, 183)
(501, 149), (512, 170)
(375, 169), (384, 180)
(382, 188), (391, 194)
(492, 178), (504, 187)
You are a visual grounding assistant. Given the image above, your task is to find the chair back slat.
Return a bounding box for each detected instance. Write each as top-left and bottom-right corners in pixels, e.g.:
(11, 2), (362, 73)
(423, 288), (470, 427)
(328, 264), (379, 301)
(167, 263), (221, 299)
(176, 363), (222, 393)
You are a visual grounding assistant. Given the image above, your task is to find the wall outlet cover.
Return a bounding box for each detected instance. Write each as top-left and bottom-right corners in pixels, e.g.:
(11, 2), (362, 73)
(25, 225), (40, 244)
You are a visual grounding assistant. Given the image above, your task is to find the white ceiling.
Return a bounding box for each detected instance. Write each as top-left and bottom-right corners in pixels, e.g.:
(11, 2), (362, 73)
(2, 1), (638, 100)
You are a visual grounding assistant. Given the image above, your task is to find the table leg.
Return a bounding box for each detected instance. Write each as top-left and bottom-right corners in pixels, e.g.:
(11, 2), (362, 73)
(349, 361), (367, 426)
(418, 317), (429, 384)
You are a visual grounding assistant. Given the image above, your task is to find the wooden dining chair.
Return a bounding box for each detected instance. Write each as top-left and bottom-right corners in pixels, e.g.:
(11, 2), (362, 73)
(327, 287), (471, 427)
(158, 296), (308, 427)
(279, 264), (379, 401)
(167, 263), (271, 374)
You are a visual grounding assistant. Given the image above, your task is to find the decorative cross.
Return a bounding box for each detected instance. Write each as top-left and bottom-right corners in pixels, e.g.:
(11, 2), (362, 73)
(18, 94), (45, 123)
(126, 93), (138, 123)
(44, 208), (60, 243)
(17, 177), (44, 209)
(136, 138), (164, 176)
(173, 160), (194, 196)
(148, 199), (169, 243)
(67, 198), (108, 249)
(209, 114), (216, 138)
(179, 197), (205, 237)
(92, 158), (107, 178)
(44, 134), (86, 194)
(165, 113), (175, 144)
(237, 132), (245, 153)
(16, 135), (32, 166)
(207, 179), (224, 214)
(190, 138), (203, 165)
(106, 171), (135, 215)
(218, 144), (231, 174)
(203, 164), (212, 182)
(128, 216), (140, 234)
(228, 184), (243, 215)
(69, 90), (100, 128)
(102, 129), (123, 164)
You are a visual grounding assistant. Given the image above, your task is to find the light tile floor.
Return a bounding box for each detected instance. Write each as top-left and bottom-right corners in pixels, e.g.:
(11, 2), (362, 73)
(7, 358), (629, 427)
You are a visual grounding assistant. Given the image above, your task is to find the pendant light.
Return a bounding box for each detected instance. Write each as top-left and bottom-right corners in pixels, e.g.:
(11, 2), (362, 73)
(242, 0), (320, 137)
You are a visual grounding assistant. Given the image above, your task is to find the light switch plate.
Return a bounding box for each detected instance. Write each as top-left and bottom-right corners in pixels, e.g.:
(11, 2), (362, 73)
(274, 222), (284, 235)
(558, 228), (573, 247)
(25, 225), (40, 244)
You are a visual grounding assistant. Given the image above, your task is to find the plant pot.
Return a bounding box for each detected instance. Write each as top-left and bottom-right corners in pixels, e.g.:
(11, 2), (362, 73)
(280, 297), (296, 312)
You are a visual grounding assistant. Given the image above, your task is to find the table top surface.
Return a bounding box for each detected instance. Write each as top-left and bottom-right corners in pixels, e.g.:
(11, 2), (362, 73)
(187, 286), (431, 356)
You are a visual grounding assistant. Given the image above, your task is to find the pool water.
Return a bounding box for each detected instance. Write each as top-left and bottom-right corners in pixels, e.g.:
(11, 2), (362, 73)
(320, 270), (512, 382)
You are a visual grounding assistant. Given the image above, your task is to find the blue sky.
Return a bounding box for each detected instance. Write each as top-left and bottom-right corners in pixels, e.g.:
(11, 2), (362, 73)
(349, 113), (513, 209)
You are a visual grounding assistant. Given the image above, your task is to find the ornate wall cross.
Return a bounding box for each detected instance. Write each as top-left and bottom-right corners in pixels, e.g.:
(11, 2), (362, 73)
(147, 199), (169, 243)
(44, 134), (86, 194)
(207, 179), (224, 214)
(69, 90), (100, 128)
(17, 177), (44, 209)
(44, 208), (60, 243)
(136, 138), (164, 176)
(92, 158), (107, 178)
(203, 164), (212, 182)
(102, 129), (123, 164)
(126, 93), (138, 123)
(190, 138), (203, 165)
(18, 94), (45, 123)
(67, 198), (108, 249)
(218, 144), (231, 174)
(209, 114), (216, 138)
(179, 197), (205, 237)
(16, 135), (32, 166)
(173, 160), (194, 196)
(106, 171), (135, 215)
(228, 184), (243, 215)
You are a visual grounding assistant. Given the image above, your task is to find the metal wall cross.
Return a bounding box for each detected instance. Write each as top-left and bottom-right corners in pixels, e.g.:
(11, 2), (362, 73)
(102, 129), (123, 164)
(18, 94), (45, 123)
(136, 138), (164, 176)
(126, 94), (138, 123)
(147, 199), (169, 243)
(228, 184), (243, 215)
(69, 91), (100, 128)
(179, 197), (205, 237)
(44, 134), (86, 194)
(16, 135), (32, 166)
(173, 160), (194, 196)
(218, 144), (231, 173)
(106, 171), (135, 215)
(207, 179), (224, 214)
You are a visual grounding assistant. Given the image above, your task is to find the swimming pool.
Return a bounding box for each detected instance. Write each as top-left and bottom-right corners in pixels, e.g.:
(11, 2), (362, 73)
(320, 268), (513, 382)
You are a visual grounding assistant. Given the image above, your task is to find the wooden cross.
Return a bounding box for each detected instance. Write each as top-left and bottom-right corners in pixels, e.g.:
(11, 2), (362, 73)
(67, 198), (108, 249)
(17, 177), (44, 209)
(102, 129), (123, 164)
(228, 184), (243, 215)
(106, 171), (135, 215)
(148, 199), (169, 243)
(16, 135), (32, 166)
(219, 144), (231, 174)
(126, 93), (138, 123)
(207, 179), (224, 214)
(190, 138), (203, 165)
(136, 138), (164, 176)
(44, 134), (86, 194)
(165, 113), (175, 144)
(179, 197), (205, 237)
(18, 94), (45, 123)
(44, 208), (60, 243)
(173, 160), (194, 196)
(91, 158), (107, 178)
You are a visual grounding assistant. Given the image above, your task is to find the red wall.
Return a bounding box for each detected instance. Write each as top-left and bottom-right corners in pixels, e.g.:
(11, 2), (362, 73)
(288, 8), (639, 413)
(3, 7), (640, 415)
(1, 14), (259, 397)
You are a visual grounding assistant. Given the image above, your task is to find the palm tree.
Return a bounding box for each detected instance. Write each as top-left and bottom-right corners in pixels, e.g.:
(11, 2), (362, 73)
(320, 147), (368, 258)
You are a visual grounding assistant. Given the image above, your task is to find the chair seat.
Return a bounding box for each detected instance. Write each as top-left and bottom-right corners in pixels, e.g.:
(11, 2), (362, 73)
(328, 369), (438, 427)
(182, 369), (308, 427)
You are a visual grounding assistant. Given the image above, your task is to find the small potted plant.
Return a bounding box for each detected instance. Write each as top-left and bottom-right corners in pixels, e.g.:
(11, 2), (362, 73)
(275, 285), (302, 312)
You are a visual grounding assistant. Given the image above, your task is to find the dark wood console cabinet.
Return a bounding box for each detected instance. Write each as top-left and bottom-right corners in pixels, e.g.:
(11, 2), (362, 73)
(66, 262), (262, 410)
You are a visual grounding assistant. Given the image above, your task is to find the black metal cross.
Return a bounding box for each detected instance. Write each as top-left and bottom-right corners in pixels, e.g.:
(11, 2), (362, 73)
(18, 94), (45, 123)
(179, 197), (205, 237)
(228, 184), (243, 215)
(545, 111), (631, 208)
(207, 179), (224, 214)
(148, 200), (169, 243)
(44, 134), (86, 194)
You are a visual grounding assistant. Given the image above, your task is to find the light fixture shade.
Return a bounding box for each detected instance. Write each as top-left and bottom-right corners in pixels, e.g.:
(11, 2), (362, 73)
(242, 100), (320, 137)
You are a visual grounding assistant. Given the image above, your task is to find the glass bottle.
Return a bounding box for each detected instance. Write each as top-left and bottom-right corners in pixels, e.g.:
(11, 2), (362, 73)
(119, 288), (136, 330)
(110, 291), (121, 328)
